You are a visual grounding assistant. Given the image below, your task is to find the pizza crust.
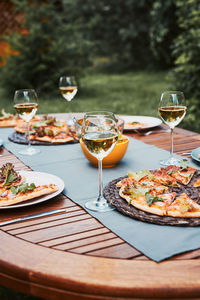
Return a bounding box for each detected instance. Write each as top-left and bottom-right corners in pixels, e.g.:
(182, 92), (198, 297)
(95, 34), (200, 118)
(0, 184), (58, 206)
(117, 165), (200, 218)
(119, 186), (166, 216)
(0, 119), (16, 127)
(30, 135), (74, 143)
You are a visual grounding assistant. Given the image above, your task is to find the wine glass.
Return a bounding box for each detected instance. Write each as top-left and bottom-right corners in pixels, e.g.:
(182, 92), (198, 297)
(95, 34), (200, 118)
(14, 89), (40, 156)
(158, 91), (186, 166)
(82, 111), (118, 212)
(59, 76), (78, 126)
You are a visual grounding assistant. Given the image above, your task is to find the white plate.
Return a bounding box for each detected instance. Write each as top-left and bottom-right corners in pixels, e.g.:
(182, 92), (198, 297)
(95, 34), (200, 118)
(122, 115), (162, 131)
(0, 171), (65, 209)
(191, 147), (200, 163)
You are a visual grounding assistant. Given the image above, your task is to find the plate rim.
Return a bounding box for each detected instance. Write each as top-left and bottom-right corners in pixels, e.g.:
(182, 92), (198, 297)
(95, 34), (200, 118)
(191, 147), (200, 163)
(0, 170), (65, 209)
(121, 115), (162, 131)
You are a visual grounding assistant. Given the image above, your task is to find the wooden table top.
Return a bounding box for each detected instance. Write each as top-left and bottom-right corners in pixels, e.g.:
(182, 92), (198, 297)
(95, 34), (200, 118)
(0, 114), (200, 300)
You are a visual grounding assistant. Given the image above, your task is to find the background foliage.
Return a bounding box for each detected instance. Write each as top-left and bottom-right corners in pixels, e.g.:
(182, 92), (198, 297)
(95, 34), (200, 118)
(0, 0), (91, 96)
(0, 0), (199, 131)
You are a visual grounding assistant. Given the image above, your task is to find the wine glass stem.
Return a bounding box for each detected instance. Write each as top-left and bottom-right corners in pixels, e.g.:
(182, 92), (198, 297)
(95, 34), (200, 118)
(27, 121), (31, 148)
(97, 158), (103, 203)
(170, 128), (174, 157)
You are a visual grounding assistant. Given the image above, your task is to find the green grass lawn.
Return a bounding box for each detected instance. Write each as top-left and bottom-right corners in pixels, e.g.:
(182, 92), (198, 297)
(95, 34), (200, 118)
(0, 70), (169, 300)
(0, 70), (169, 117)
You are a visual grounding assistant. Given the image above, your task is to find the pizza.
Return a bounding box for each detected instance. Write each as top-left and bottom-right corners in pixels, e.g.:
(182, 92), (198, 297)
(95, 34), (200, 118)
(0, 109), (40, 128)
(0, 163), (58, 207)
(14, 115), (75, 144)
(0, 109), (16, 127)
(117, 162), (200, 218)
(125, 121), (147, 130)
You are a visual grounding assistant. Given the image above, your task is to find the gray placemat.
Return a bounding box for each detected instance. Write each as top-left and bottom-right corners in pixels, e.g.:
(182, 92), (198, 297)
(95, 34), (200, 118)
(1, 127), (200, 262)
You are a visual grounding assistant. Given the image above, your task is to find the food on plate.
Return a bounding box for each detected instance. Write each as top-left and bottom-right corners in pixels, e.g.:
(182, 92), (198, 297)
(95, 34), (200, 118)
(0, 163), (58, 206)
(0, 163), (25, 187)
(0, 108), (40, 128)
(117, 160), (200, 218)
(125, 121), (147, 130)
(14, 115), (75, 144)
(0, 109), (16, 127)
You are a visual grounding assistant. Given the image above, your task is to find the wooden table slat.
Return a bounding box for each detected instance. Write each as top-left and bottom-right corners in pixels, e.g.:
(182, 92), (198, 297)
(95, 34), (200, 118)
(39, 227), (110, 247)
(1, 114), (200, 299)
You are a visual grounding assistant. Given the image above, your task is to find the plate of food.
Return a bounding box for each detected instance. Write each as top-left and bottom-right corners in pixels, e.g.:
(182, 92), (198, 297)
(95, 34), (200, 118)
(9, 115), (78, 145)
(191, 147), (200, 163)
(0, 108), (40, 128)
(0, 109), (17, 127)
(104, 161), (200, 226)
(122, 115), (162, 131)
(0, 163), (64, 209)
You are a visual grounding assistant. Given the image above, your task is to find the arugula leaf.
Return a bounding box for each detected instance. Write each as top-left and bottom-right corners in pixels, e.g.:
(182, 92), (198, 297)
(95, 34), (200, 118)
(145, 192), (163, 206)
(5, 173), (17, 185)
(167, 169), (176, 175)
(0, 163), (20, 186)
(10, 183), (36, 195)
(128, 170), (154, 181)
(0, 109), (11, 119)
(180, 159), (189, 171)
(54, 122), (63, 127)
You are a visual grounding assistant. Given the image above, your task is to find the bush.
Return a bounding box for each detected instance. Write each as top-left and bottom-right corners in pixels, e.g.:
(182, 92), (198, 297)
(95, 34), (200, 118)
(73, 0), (154, 70)
(170, 0), (200, 99)
(149, 0), (179, 68)
(0, 0), (91, 98)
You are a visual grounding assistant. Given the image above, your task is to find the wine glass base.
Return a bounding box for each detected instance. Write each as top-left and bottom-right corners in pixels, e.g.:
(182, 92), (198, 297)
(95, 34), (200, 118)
(18, 147), (40, 156)
(85, 199), (115, 212)
(160, 156), (181, 166)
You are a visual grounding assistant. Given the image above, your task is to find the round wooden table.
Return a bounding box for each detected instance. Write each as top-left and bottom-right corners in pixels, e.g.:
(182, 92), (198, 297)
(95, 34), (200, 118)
(1, 115), (200, 299)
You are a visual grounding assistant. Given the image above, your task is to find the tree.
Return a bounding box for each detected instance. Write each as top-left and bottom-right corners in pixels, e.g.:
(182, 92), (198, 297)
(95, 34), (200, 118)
(0, 0), (91, 97)
(149, 0), (179, 68)
(170, 0), (200, 98)
(72, 0), (154, 70)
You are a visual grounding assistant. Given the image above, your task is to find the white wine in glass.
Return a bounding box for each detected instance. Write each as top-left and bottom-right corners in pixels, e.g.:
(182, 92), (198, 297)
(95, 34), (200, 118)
(158, 91), (186, 165)
(82, 111), (118, 212)
(59, 76), (77, 125)
(14, 89), (40, 156)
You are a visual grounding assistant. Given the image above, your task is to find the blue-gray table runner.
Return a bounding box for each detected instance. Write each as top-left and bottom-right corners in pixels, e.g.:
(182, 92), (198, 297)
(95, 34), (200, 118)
(1, 127), (200, 262)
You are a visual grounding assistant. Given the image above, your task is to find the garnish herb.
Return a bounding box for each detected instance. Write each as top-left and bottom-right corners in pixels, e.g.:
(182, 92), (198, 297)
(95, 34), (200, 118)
(0, 109), (11, 119)
(10, 183), (36, 195)
(0, 163), (21, 186)
(128, 170), (154, 181)
(167, 169), (176, 175)
(180, 159), (189, 171)
(145, 192), (163, 205)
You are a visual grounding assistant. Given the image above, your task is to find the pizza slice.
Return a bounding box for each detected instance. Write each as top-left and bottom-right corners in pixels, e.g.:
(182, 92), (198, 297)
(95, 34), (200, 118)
(119, 185), (167, 216)
(0, 109), (16, 127)
(30, 130), (74, 143)
(116, 176), (136, 188)
(167, 193), (200, 217)
(162, 161), (196, 185)
(119, 182), (176, 216)
(0, 183), (58, 206)
(151, 168), (179, 187)
(193, 178), (200, 187)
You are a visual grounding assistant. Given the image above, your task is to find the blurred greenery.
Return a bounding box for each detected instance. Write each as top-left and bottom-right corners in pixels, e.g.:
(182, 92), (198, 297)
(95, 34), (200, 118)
(0, 0), (199, 131)
(0, 0), (91, 96)
(0, 70), (169, 117)
(170, 0), (200, 98)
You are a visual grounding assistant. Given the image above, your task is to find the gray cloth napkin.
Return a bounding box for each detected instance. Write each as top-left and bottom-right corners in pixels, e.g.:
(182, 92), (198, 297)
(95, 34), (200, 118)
(1, 127), (200, 262)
